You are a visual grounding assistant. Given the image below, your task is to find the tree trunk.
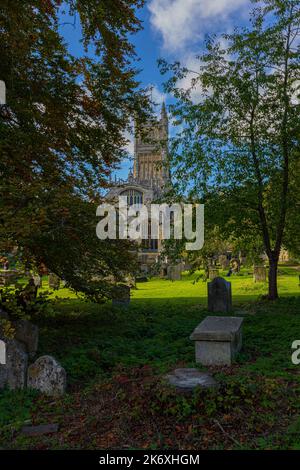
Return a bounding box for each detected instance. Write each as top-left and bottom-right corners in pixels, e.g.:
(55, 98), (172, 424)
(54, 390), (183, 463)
(268, 257), (279, 300)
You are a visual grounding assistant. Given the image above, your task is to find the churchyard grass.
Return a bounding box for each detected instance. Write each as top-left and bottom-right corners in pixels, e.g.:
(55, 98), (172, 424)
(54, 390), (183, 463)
(1, 267), (300, 449)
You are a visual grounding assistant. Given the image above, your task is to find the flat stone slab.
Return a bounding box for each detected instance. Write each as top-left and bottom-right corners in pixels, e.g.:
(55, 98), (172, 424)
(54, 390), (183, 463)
(21, 424), (59, 437)
(190, 316), (243, 342)
(165, 368), (218, 392)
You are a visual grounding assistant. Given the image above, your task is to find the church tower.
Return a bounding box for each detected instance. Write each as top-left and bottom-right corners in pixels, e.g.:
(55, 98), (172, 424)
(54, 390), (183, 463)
(133, 104), (169, 189)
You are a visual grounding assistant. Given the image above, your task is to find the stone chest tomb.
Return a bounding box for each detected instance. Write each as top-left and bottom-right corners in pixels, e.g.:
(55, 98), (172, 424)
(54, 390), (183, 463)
(190, 316), (244, 366)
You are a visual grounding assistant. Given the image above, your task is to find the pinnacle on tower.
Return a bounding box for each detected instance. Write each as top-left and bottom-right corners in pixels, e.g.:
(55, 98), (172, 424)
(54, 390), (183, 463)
(161, 102), (168, 122)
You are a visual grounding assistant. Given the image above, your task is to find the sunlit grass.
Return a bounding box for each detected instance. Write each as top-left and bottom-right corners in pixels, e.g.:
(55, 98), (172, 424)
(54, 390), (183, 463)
(41, 266), (299, 306)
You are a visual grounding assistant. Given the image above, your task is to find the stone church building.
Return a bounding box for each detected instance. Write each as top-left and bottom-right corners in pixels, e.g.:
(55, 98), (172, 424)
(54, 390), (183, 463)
(106, 104), (170, 273)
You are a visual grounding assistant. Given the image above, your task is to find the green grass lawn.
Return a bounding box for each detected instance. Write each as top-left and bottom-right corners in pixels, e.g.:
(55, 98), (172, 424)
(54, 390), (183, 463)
(1, 268), (300, 450)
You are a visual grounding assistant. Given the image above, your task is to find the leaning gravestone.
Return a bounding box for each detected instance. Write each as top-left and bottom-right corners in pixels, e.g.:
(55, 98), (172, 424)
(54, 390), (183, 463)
(190, 316), (244, 366)
(0, 339), (28, 389)
(253, 265), (267, 283)
(112, 285), (131, 307)
(13, 319), (39, 359)
(208, 277), (232, 313)
(27, 355), (66, 396)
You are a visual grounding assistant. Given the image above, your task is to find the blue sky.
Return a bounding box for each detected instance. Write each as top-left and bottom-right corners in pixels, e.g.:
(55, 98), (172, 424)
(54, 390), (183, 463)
(59, 0), (252, 177)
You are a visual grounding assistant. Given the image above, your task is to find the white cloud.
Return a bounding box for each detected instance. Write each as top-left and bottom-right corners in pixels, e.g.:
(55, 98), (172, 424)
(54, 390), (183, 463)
(149, 83), (167, 106)
(148, 0), (249, 53)
(123, 129), (135, 157)
(176, 54), (203, 103)
(177, 38), (232, 103)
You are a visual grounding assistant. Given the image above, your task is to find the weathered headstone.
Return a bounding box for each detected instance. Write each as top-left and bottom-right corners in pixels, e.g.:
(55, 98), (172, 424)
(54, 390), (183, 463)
(48, 273), (60, 290)
(165, 368), (218, 392)
(27, 355), (66, 396)
(0, 79), (6, 105)
(253, 265), (267, 283)
(208, 268), (219, 280)
(208, 277), (232, 313)
(0, 339), (28, 389)
(231, 259), (240, 273)
(219, 255), (230, 270)
(167, 265), (182, 281)
(0, 339), (5, 365)
(33, 274), (42, 288)
(190, 316), (244, 366)
(112, 285), (131, 307)
(13, 319), (39, 359)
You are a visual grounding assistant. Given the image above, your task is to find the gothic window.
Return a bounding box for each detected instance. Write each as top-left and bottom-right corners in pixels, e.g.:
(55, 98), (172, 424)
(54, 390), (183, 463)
(120, 189), (143, 206)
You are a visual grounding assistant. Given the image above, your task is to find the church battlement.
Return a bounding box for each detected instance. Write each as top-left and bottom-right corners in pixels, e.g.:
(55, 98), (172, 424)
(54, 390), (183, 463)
(133, 103), (169, 189)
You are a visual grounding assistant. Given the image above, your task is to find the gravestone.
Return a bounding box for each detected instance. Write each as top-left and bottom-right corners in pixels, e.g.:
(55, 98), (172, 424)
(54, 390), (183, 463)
(231, 259), (240, 273)
(33, 274), (42, 288)
(48, 273), (60, 290)
(165, 368), (218, 393)
(0, 338), (5, 367)
(13, 319), (39, 359)
(208, 268), (219, 280)
(0, 80), (6, 105)
(219, 255), (229, 270)
(27, 355), (66, 396)
(112, 285), (131, 307)
(167, 265), (182, 281)
(208, 277), (232, 313)
(190, 316), (244, 366)
(253, 266), (267, 283)
(0, 339), (28, 389)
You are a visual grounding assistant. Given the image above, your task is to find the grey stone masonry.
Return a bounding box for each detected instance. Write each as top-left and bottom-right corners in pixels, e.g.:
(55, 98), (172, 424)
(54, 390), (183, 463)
(190, 316), (244, 366)
(208, 277), (232, 313)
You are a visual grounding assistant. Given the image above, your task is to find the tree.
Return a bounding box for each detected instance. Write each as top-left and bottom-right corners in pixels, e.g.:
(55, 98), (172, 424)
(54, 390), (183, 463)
(0, 1), (148, 298)
(160, 0), (300, 300)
